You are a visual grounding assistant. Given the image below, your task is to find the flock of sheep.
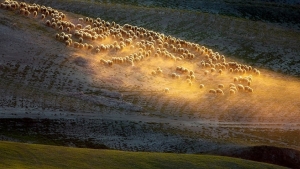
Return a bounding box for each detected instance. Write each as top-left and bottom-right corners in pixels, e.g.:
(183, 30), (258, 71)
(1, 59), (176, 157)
(1, 0), (260, 96)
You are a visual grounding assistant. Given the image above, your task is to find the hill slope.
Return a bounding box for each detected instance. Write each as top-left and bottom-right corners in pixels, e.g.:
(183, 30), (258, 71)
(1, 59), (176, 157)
(0, 0), (300, 167)
(0, 141), (287, 169)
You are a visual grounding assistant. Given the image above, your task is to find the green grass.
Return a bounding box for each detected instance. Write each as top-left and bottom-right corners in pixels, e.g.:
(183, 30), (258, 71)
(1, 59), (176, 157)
(0, 141), (287, 169)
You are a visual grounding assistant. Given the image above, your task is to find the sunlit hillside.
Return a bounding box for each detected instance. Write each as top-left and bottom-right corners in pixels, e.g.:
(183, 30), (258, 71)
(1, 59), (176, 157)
(0, 0), (300, 168)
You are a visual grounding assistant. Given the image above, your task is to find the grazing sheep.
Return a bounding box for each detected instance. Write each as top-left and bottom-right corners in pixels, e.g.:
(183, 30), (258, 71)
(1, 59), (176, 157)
(171, 73), (176, 79)
(248, 88), (253, 92)
(244, 86), (251, 92)
(41, 14), (45, 19)
(199, 84), (204, 89)
(218, 69), (222, 74)
(230, 89), (236, 95)
(209, 89), (216, 94)
(189, 70), (194, 76)
(66, 27), (71, 32)
(33, 11), (37, 17)
(218, 84), (224, 89)
(190, 75), (195, 80)
(65, 40), (70, 46)
(156, 68), (163, 74)
(73, 42), (79, 48)
(234, 77), (238, 82)
(24, 10), (30, 16)
(87, 44), (93, 50)
(79, 37), (83, 43)
(229, 83), (235, 88)
(204, 70), (209, 75)
(216, 89), (224, 95)
(77, 18), (83, 22)
(58, 25), (63, 31)
(247, 81), (251, 86)
(76, 24), (82, 29)
(51, 22), (57, 29)
(211, 68), (216, 73)
(55, 33), (60, 39)
(79, 43), (84, 48)
(151, 70), (156, 76)
(237, 84), (244, 91)
(164, 88), (170, 93)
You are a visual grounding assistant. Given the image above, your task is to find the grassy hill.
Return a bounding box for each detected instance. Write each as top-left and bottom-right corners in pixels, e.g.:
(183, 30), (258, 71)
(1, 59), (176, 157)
(0, 141), (287, 169)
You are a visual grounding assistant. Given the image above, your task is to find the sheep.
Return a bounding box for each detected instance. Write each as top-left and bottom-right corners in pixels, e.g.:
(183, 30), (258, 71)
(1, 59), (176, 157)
(41, 14), (45, 19)
(33, 11), (37, 17)
(204, 70), (209, 75)
(248, 88), (253, 92)
(171, 73), (176, 79)
(51, 22), (57, 29)
(229, 83), (235, 88)
(76, 24), (82, 29)
(237, 84), (244, 91)
(73, 42), (79, 48)
(79, 37), (83, 43)
(151, 70), (156, 76)
(189, 70), (194, 76)
(211, 68), (216, 73)
(164, 88), (170, 93)
(66, 27), (71, 33)
(0, 3), (6, 9)
(24, 10), (30, 16)
(199, 84), (204, 89)
(254, 69), (261, 76)
(190, 75), (195, 81)
(78, 43), (84, 49)
(218, 69), (222, 74)
(55, 33), (60, 40)
(58, 25), (63, 31)
(230, 89), (236, 95)
(209, 89), (216, 94)
(230, 87), (238, 92)
(87, 44), (93, 50)
(234, 77), (238, 82)
(78, 18), (84, 22)
(216, 89), (224, 95)
(244, 86), (251, 92)
(156, 68), (163, 74)
(218, 84), (224, 89)
(107, 60), (113, 66)
(65, 40), (70, 46)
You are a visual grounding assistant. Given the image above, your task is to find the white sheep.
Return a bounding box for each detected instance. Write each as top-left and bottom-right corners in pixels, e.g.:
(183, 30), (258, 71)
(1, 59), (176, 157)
(216, 89), (224, 95)
(209, 89), (216, 94)
(237, 84), (244, 91)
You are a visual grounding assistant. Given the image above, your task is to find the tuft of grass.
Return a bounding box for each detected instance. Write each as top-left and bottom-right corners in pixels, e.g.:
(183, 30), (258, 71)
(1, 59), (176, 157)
(0, 141), (287, 169)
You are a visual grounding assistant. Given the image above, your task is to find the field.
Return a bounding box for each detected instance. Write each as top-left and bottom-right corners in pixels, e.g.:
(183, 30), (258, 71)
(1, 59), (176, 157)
(0, 141), (288, 169)
(0, 0), (300, 168)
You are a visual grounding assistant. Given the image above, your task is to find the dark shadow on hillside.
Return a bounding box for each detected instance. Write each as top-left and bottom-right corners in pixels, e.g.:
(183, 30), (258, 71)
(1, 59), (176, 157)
(215, 145), (300, 169)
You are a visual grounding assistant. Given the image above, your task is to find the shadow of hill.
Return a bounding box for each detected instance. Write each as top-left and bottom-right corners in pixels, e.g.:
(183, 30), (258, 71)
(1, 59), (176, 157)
(218, 145), (300, 169)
